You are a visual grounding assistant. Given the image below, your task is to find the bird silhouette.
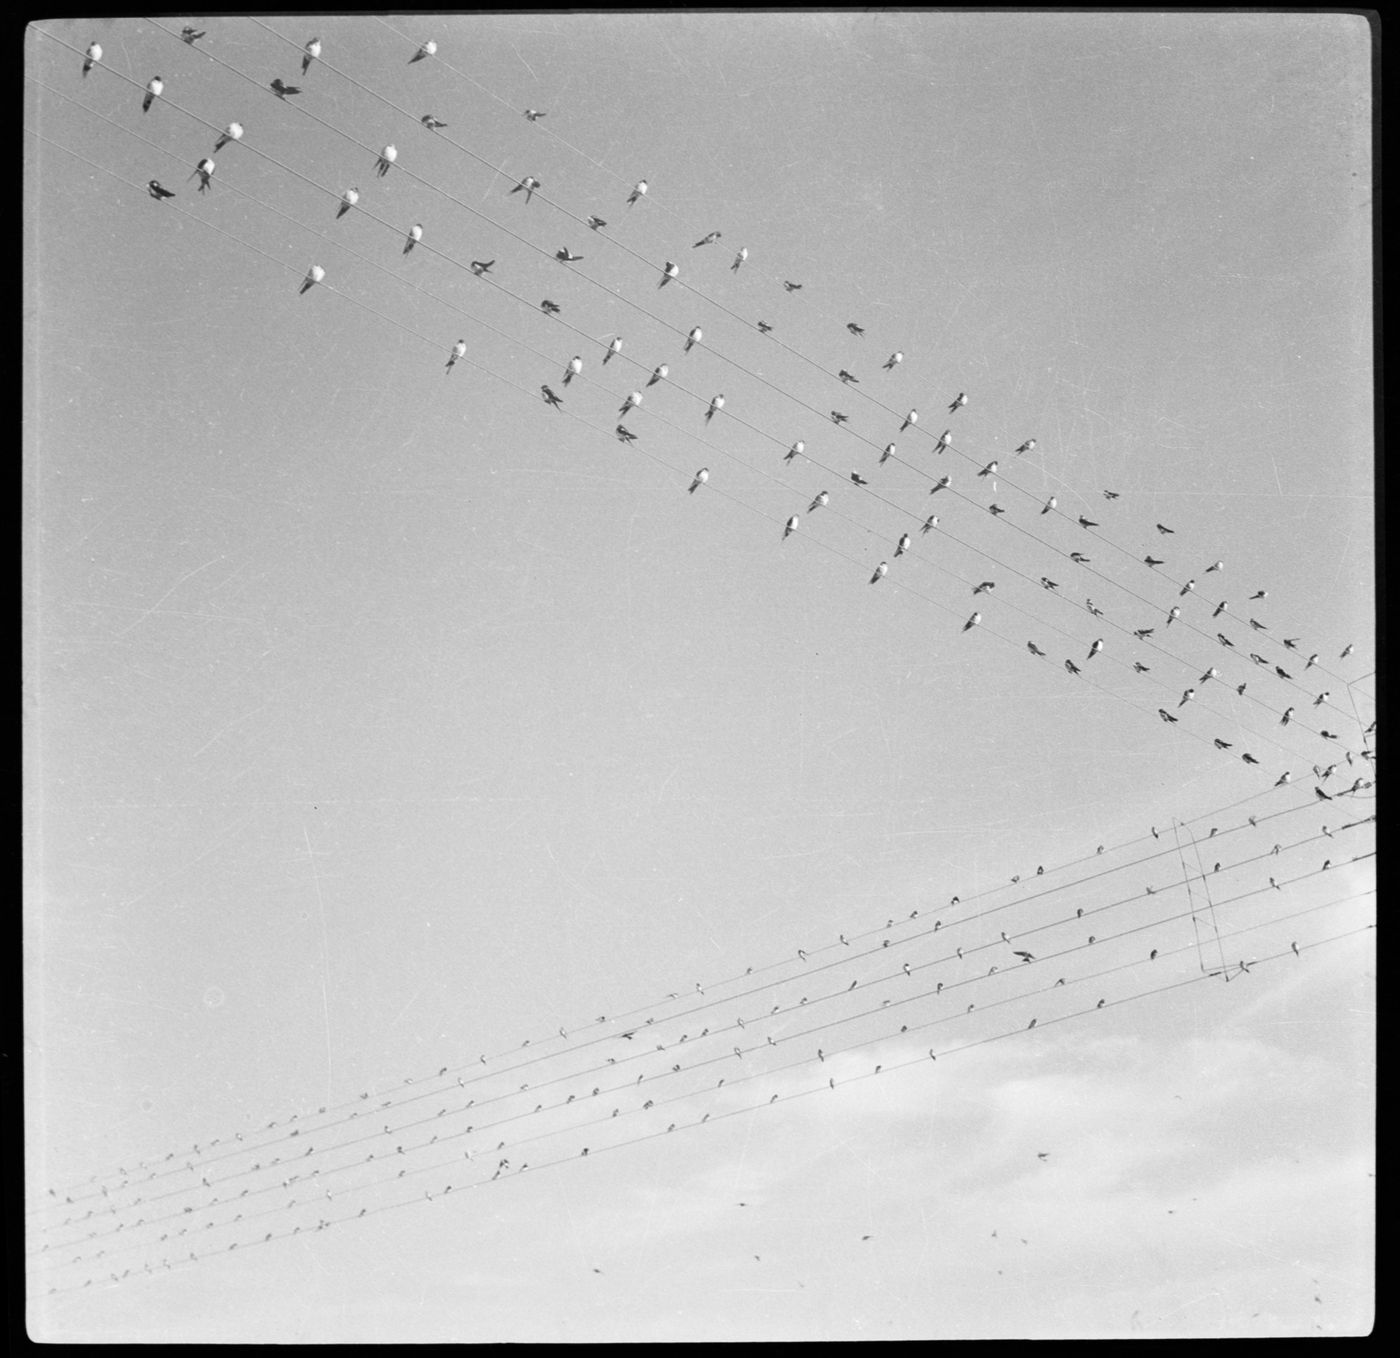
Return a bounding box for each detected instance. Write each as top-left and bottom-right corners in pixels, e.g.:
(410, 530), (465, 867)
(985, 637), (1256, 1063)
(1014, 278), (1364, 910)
(615, 425), (636, 444)
(783, 280), (803, 291)
(1065, 659), (1081, 675)
(540, 299), (562, 316)
(147, 180), (175, 201)
(1156, 523), (1175, 535)
(421, 114), (448, 130)
(541, 385), (563, 408)
(948, 392), (967, 412)
(587, 215), (608, 231)
(973, 581), (995, 595)
(1027, 642), (1046, 656)
(1159, 709), (1178, 723)
(756, 320), (774, 334)
(469, 259), (495, 276)
(1078, 516), (1098, 529)
(838, 369), (860, 384)
(271, 78), (303, 99)
(989, 504), (1006, 515)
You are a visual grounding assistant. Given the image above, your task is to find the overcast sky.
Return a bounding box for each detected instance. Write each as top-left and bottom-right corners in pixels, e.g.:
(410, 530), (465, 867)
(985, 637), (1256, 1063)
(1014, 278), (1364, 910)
(25, 12), (1374, 1341)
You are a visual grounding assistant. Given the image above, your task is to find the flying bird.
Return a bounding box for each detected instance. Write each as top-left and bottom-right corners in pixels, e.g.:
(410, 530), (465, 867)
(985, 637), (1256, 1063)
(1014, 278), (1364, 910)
(147, 180), (175, 201)
(870, 562), (889, 584)
(808, 491), (829, 513)
(731, 247), (748, 271)
(420, 114), (448, 130)
(336, 187), (358, 218)
(214, 122), (244, 153)
(705, 394), (725, 423)
(1065, 659), (1081, 675)
(1078, 516), (1098, 529)
(540, 384), (563, 409)
(627, 180), (648, 206)
(587, 215), (607, 231)
(540, 299), (562, 316)
(299, 264), (325, 295)
(693, 231), (722, 248)
(783, 515), (799, 540)
(850, 471), (869, 486)
(1041, 497), (1057, 515)
(523, 108), (545, 121)
(510, 176), (541, 203)
(847, 322), (866, 337)
(900, 410), (918, 431)
(82, 42), (101, 76)
(469, 259), (494, 276)
(688, 468), (709, 494)
(375, 145), (397, 177)
(838, 369), (859, 384)
(883, 351), (903, 370)
(271, 78), (302, 99)
(1027, 642), (1046, 657)
(646, 364), (668, 387)
(301, 37), (321, 74)
(684, 327), (702, 353)
(1156, 523), (1175, 535)
(660, 261), (679, 287)
(410, 40), (438, 63)
(446, 340), (466, 372)
(830, 410), (849, 424)
(142, 77), (163, 113)
(191, 158), (215, 193)
(962, 612), (981, 633)
(973, 581), (995, 595)
(563, 355), (583, 385)
(948, 392), (967, 413)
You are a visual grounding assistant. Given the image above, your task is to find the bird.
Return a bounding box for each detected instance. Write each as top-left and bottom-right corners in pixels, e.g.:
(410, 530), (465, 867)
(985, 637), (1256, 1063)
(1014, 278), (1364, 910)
(921, 515), (939, 534)
(627, 180), (648, 206)
(1274, 771), (1292, 786)
(372, 145), (398, 177)
(147, 180), (175, 201)
(870, 562), (889, 584)
(973, 581), (995, 595)
(540, 299), (562, 316)
(1199, 666), (1218, 683)
(270, 78), (302, 99)
(688, 469), (709, 494)
(808, 491), (829, 513)
(300, 36), (321, 74)
(1088, 638), (1103, 659)
(1340, 643), (1354, 659)
(1078, 516), (1098, 529)
(213, 122), (244, 154)
(1283, 638), (1300, 651)
(469, 259), (495, 276)
(784, 441), (805, 463)
(1179, 688), (1195, 707)
(1248, 590), (1268, 601)
(705, 394), (725, 423)
(930, 475), (950, 494)
(1143, 556), (1166, 568)
(883, 351), (904, 370)
(1275, 666), (1292, 680)
(685, 327), (702, 352)
(446, 340), (466, 372)
(1242, 753), (1260, 764)
(523, 108), (546, 121)
(693, 231), (722, 248)
(1015, 439), (1037, 454)
(336, 187), (358, 219)
(1134, 628), (1154, 639)
(1166, 606), (1181, 626)
(894, 534), (912, 558)
(585, 215), (608, 231)
(1014, 950), (1034, 963)
(838, 369), (860, 385)
(1159, 709), (1178, 724)
(1217, 632), (1234, 647)
(1070, 552), (1091, 564)
(756, 320), (774, 334)
(398, 221), (425, 257)
(1042, 497), (1057, 515)
(615, 425), (637, 444)
(1156, 523), (1175, 535)
(191, 159), (215, 193)
(410, 40), (438, 63)
(783, 280), (803, 291)
(541, 384), (563, 409)
(978, 460), (998, 478)
(510, 176), (541, 203)
(1086, 600), (1105, 617)
(989, 504), (1006, 516)
(660, 261), (679, 287)
(730, 247), (748, 271)
(1027, 642), (1046, 656)
(1214, 738), (1233, 750)
(299, 264), (325, 295)
(421, 114), (448, 130)
(830, 410), (849, 425)
(847, 322), (866, 337)
(879, 442), (895, 464)
(646, 364), (668, 387)
(563, 356), (583, 386)
(82, 41), (101, 76)
(555, 247), (584, 263)
(1103, 489), (1121, 500)
(935, 429), (953, 452)
(1180, 579), (1196, 596)
(850, 471), (868, 486)
(1040, 578), (1059, 591)
(1133, 662), (1149, 672)
(142, 77), (163, 113)
(619, 391), (642, 417)
(1213, 601), (1228, 618)
(783, 515), (799, 540)
(1281, 707), (1295, 725)
(1065, 659), (1081, 675)
(962, 612), (981, 633)
(1312, 691), (1330, 707)
(948, 392), (967, 413)
(900, 410), (918, 432)
(1028, 1018), (1037, 1030)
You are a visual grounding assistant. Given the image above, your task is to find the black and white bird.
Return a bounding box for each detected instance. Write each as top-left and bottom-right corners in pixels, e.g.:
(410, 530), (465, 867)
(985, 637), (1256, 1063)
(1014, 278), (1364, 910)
(894, 534), (911, 558)
(1133, 662), (1149, 672)
(271, 78), (302, 99)
(692, 231), (722, 248)
(808, 491), (829, 513)
(879, 443), (896, 464)
(899, 409), (918, 432)
(470, 259), (495, 276)
(191, 159), (215, 193)
(1179, 579), (1196, 596)
(731, 247), (748, 271)
(539, 299), (562, 316)
(756, 320), (774, 333)
(850, 471), (869, 486)
(555, 247), (584, 263)
(619, 391), (642, 417)
(989, 504), (1006, 516)
(1281, 707), (1295, 726)
(973, 581), (995, 595)
(142, 77), (163, 113)
(1065, 659), (1081, 676)
(1178, 688), (1195, 708)
(705, 394), (725, 423)
(615, 425), (637, 444)
(1275, 771), (1292, 786)
(627, 180), (648, 206)
(1134, 628), (1154, 639)
(883, 351), (903, 370)
(401, 222), (425, 255)
(214, 122), (244, 153)
(1070, 552), (1090, 564)
(410, 40), (438, 63)
(1166, 606), (1181, 626)
(870, 561), (889, 584)
(660, 261), (679, 287)
(948, 392), (967, 413)
(1199, 666), (1219, 683)
(587, 215), (608, 231)
(1213, 601), (1228, 618)
(1103, 489), (1120, 499)
(1340, 643), (1354, 659)
(1159, 709), (1178, 724)
(935, 429), (953, 452)
(688, 468), (709, 494)
(1078, 516), (1098, 529)
(1249, 590), (1268, 601)
(524, 108), (546, 121)
(563, 355), (583, 386)
(82, 42), (101, 76)
(1015, 439), (1037, 454)
(510, 176), (541, 203)
(421, 114), (448, 130)
(446, 340), (466, 372)
(147, 180), (175, 201)
(685, 327), (702, 353)
(1241, 753), (1260, 765)
(830, 410), (849, 425)
(646, 363), (668, 387)
(375, 145), (397, 177)
(301, 37), (321, 75)
(930, 475), (950, 494)
(299, 264), (325, 295)
(1087, 638), (1103, 659)
(785, 441), (805, 462)
(1040, 578), (1059, 590)
(1214, 738), (1233, 750)
(978, 460), (998, 478)
(541, 384), (563, 409)
(1041, 497), (1057, 515)
(962, 613), (981, 633)
(921, 515), (939, 534)
(783, 515), (799, 540)
(1217, 632), (1234, 647)
(1312, 691), (1330, 707)
(1156, 523), (1175, 535)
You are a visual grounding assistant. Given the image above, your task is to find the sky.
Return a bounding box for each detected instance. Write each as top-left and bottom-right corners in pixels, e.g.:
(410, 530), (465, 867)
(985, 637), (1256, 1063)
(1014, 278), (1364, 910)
(24, 11), (1375, 1341)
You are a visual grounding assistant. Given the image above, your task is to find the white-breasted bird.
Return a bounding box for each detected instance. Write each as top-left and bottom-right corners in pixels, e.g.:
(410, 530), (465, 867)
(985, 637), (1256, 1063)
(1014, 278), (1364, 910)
(883, 351), (903, 370)
(1281, 707), (1295, 725)
(619, 391), (642, 416)
(82, 42), (101, 76)
(688, 468), (709, 494)
(1015, 439), (1037, 453)
(299, 264), (325, 295)
(403, 223), (423, 254)
(973, 581), (995, 594)
(1167, 606), (1181, 625)
(524, 108), (545, 121)
(586, 216), (607, 231)
(446, 340), (466, 372)
(948, 392), (967, 412)
(1206, 560), (1223, 573)
(962, 612), (981, 633)
(977, 460), (997, 477)
(214, 122), (243, 153)
(895, 534), (911, 558)
(147, 180), (175, 201)
(142, 77), (163, 113)
(1312, 691), (1329, 707)
(900, 409), (918, 432)
(615, 425), (637, 444)
(870, 561), (889, 584)
(510, 176), (541, 203)
(469, 259), (494, 276)
(684, 327), (702, 353)
(922, 515), (938, 534)
(1088, 638), (1103, 659)
(1199, 666), (1219, 682)
(301, 37), (321, 75)
(555, 247), (584, 262)
(410, 40), (437, 63)
(1179, 688), (1195, 707)
(693, 231), (721, 247)
(705, 394), (724, 423)
(935, 429), (952, 452)
(880, 443), (895, 464)
(1180, 579), (1195, 596)
(785, 441), (804, 462)
(627, 180), (648, 206)
(191, 158), (215, 193)
(1340, 643), (1354, 659)
(336, 187), (358, 218)
(930, 475), (950, 494)
(783, 515), (799, 540)
(1041, 496), (1057, 515)
(660, 261), (679, 287)
(375, 145), (397, 177)
(604, 336), (622, 364)
(563, 356), (583, 385)
(646, 364), (668, 387)
(808, 491), (829, 512)
(421, 114), (448, 130)
(850, 470), (868, 485)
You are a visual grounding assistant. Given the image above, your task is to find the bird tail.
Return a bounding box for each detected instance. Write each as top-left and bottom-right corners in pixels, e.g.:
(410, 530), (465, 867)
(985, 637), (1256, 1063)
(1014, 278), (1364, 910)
(337, 204), (349, 218)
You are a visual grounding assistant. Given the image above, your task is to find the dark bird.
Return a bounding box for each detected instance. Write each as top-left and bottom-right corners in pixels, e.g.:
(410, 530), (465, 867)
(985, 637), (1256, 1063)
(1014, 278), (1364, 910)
(1250, 618), (1268, 632)
(1144, 556), (1164, 567)
(948, 392), (967, 413)
(973, 581), (995, 595)
(1103, 489), (1120, 499)
(1315, 786), (1332, 800)
(989, 504), (1006, 516)
(1340, 643), (1354, 659)
(1027, 642), (1046, 656)
(271, 78), (303, 99)
(541, 384), (563, 409)
(1037, 1151), (1049, 1160)
(1133, 662), (1149, 672)
(1158, 709), (1178, 724)
(82, 41), (101, 76)
(930, 475), (950, 494)
(523, 108), (546, 121)
(181, 26), (206, 44)
(142, 77), (163, 113)
(1078, 516), (1098, 529)
(1283, 638), (1299, 650)
(783, 280), (803, 291)
(838, 369), (859, 384)
(1248, 590), (1268, 601)
(1041, 578), (1059, 591)
(615, 425), (637, 444)
(1213, 601), (1228, 618)
(1217, 632), (1234, 647)
(421, 114), (448, 130)
(1241, 753), (1260, 765)
(510, 176), (541, 202)
(1156, 523), (1175, 535)
(1070, 552), (1091, 564)
(147, 180), (175, 201)
(1275, 666), (1292, 680)
(850, 471), (868, 486)
(978, 460), (998, 478)
(1281, 707), (1294, 725)
(1214, 738), (1232, 750)
(410, 40), (438, 63)
(1134, 628), (1154, 639)
(586, 215), (607, 231)
(469, 259), (495, 276)
(555, 247), (584, 263)
(756, 320), (774, 334)
(1065, 659), (1081, 675)
(540, 299), (562, 316)
(847, 322), (866, 337)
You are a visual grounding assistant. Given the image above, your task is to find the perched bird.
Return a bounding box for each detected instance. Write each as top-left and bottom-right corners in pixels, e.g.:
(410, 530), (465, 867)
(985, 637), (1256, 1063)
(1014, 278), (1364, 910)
(1159, 709), (1178, 724)
(1180, 579), (1196, 596)
(688, 468), (709, 494)
(988, 504), (1006, 516)
(838, 369), (859, 385)
(147, 180), (175, 201)
(510, 176), (541, 203)
(1065, 659), (1081, 676)
(1275, 666), (1292, 680)
(1041, 497), (1057, 515)
(214, 122), (244, 153)
(540, 299), (562, 316)
(604, 336), (622, 363)
(397, 222), (423, 256)
(870, 561), (889, 584)
(930, 475), (950, 494)
(847, 322), (866, 337)
(807, 491), (829, 513)
(921, 515), (939, 534)
(421, 114), (448, 130)
(336, 187), (358, 219)
(1275, 771), (1292, 786)
(82, 41), (101, 76)
(1312, 691), (1329, 707)
(731, 247), (748, 271)
(973, 581), (995, 595)
(1088, 638), (1103, 659)
(553, 246), (587, 264)
(1249, 590), (1268, 601)
(375, 145), (397, 177)
(879, 442), (895, 464)
(301, 37), (321, 75)
(705, 394), (725, 423)
(756, 320), (774, 334)
(978, 460), (998, 478)
(900, 409), (918, 432)
(1041, 577), (1059, 591)
(783, 279), (803, 291)
(469, 259), (495, 276)
(1144, 555), (1164, 567)
(1283, 638), (1300, 651)
(962, 612), (981, 632)
(660, 261), (679, 287)
(785, 441), (804, 463)
(1214, 738), (1233, 750)
(299, 264), (325, 295)
(1027, 642), (1046, 657)
(587, 215), (608, 231)
(894, 534), (912, 558)
(142, 77), (163, 114)
(948, 392), (967, 413)
(410, 40), (438, 63)
(563, 355), (583, 386)
(541, 384), (563, 408)
(627, 180), (648, 206)
(523, 108), (545, 121)
(850, 471), (869, 486)
(615, 425), (637, 444)
(783, 515), (799, 540)
(1242, 753), (1260, 765)
(1217, 632), (1234, 647)
(1199, 666), (1219, 682)
(1156, 523), (1175, 535)
(191, 158), (215, 193)
(646, 363), (668, 387)
(830, 410), (849, 425)
(1281, 707), (1295, 725)
(685, 327), (702, 353)
(1086, 600), (1105, 618)
(693, 231), (722, 248)
(1179, 688), (1195, 707)
(1015, 439), (1037, 454)
(1134, 628), (1154, 639)
(1103, 489), (1120, 499)
(883, 351), (904, 370)
(1078, 515), (1098, 529)
(1070, 552), (1090, 564)
(1250, 652), (1267, 666)
(1166, 606), (1181, 626)
(1133, 662), (1149, 672)
(935, 429), (953, 452)
(446, 340), (466, 372)
(1213, 601), (1228, 618)
(271, 78), (302, 99)
(1340, 643), (1354, 658)
(1315, 785), (1332, 801)
(619, 391), (642, 416)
